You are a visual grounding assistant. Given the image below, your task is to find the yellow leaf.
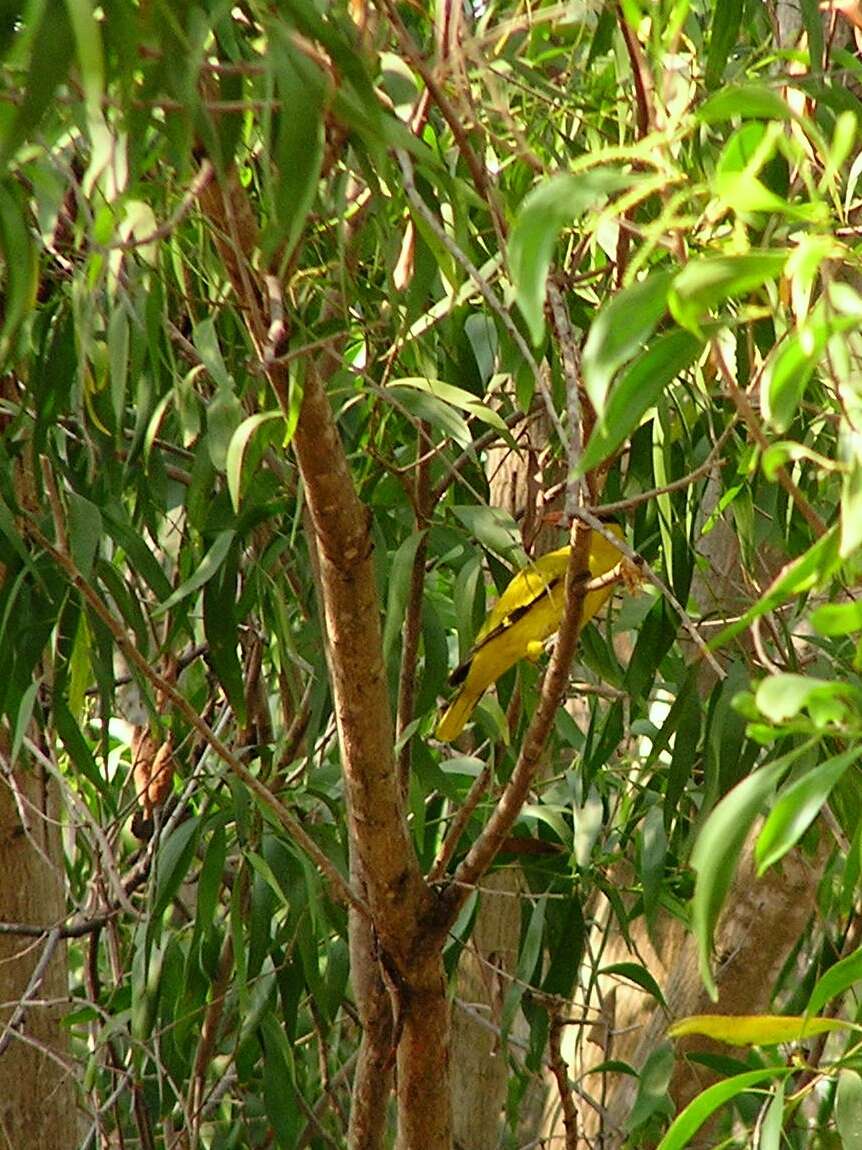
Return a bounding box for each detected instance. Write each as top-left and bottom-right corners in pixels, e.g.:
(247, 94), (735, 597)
(667, 1013), (853, 1046)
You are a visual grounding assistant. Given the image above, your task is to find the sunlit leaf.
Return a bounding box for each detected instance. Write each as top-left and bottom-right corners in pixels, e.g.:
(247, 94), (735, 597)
(668, 252), (788, 334)
(667, 1013), (851, 1045)
(698, 86), (794, 123)
(510, 167), (633, 344)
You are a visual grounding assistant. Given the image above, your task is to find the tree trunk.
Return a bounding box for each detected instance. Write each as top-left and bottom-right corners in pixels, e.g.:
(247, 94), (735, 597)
(0, 754), (78, 1148)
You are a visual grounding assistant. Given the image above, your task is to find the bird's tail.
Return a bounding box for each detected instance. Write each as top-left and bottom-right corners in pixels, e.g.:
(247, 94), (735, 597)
(435, 687), (479, 742)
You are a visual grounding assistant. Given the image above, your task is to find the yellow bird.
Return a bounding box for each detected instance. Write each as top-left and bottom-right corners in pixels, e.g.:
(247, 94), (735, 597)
(435, 525), (625, 742)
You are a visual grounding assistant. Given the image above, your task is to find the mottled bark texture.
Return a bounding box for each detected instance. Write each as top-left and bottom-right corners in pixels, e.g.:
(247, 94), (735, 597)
(0, 753), (78, 1148)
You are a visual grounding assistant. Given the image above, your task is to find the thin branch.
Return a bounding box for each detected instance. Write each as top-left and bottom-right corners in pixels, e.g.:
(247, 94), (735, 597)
(547, 281), (584, 521)
(100, 161), (214, 253)
(427, 761), (493, 884)
(548, 1002), (579, 1150)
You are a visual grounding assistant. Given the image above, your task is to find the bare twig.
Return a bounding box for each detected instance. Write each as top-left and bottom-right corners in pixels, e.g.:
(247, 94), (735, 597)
(548, 1002), (579, 1150)
(427, 761), (493, 884)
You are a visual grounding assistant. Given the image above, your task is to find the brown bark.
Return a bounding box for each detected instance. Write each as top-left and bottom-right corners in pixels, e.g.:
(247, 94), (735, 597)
(286, 361), (450, 1147)
(0, 752), (78, 1148)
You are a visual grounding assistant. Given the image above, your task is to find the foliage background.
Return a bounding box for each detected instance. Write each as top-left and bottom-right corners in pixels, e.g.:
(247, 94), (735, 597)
(3, 0), (862, 1147)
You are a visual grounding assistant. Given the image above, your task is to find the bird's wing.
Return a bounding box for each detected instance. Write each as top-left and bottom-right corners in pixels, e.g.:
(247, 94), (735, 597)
(473, 548), (569, 646)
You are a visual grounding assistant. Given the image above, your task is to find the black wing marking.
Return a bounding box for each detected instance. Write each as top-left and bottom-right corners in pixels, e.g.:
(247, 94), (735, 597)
(447, 571), (578, 687)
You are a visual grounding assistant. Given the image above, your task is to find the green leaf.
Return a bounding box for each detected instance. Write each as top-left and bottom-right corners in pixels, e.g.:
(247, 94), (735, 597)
(509, 167), (633, 344)
(600, 961), (667, 1009)
(53, 698), (105, 794)
(836, 1070), (862, 1150)
(385, 385), (472, 449)
(810, 599), (862, 636)
(705, 0), (744, 89)
(382, 529), (426, 665)
(807, 943), (862, 1018)
(265, 28), (328, 261)
(192, 317), (231, 390)
(582, 270), (675, 414)
(196, 822), (227, 929)
(260, 1014), (301, 1145)
(668, 252), (788, 334)
(502, 898), (546, 1035)
(102, 508), (173, 600)
(153, 818), (200, 918)
(542, 897), (585, 999)
(625, 1043), (674, 1132)
(756, 746), (862, 873)
(759, 1080), (785, 1150)
(713, 172), (824, 222)
(578, 329), (703, 472)
(65, 0), (106, 111)
(153, 530), (236, 619)
(755, 674), (861, 725)
(841, 449), (862, 559)
(655, 1068), (793, 1150)
(10, 680), (38, 766)
(226, 411), (285, 512)
(698, 86), (793, 124)
(0, 3), (74, 169)
(761, 325), (828, 434)
(108, 306), (129, 424)
(67, 492), (102, 579)
(203, 547), (247, 725)
(0, 182), (38, 363)
(691, 752), (801, 999)
(389, 376), (509, 435)
(450, 505), (524, 562)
